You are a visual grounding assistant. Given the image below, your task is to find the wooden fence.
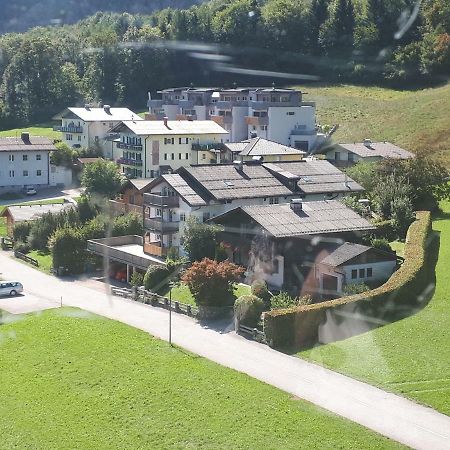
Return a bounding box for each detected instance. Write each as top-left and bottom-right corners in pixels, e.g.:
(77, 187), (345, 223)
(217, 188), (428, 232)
(14, 250), (39, 267)
(237, 324), (267, 344)
(1, 237), (13, 250)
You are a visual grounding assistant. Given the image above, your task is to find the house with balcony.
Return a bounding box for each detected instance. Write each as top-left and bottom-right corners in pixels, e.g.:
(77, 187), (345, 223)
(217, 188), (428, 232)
(53, 105), (142, 159)
(324, 140), (415, 167)
(110, 118), (229, 179)
(109, 178), (154, 216)
(0, 133), (54, 194)
(147, 86), (325, 149)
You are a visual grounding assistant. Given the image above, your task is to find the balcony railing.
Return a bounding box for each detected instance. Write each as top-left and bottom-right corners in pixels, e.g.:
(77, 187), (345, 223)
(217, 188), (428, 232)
(117, 157), (143, 167)
(144, 218), (180, 232)
(290, 128), (316, 136)
(191, 143), (225, 152)
(109, 200), (143, 216)
(53, 125), (83, 133)
(117, 142), (143, 150)
(210, 115), (232, 125)
(144, 193), (179, 207)
(144, 242), (169, 258)
(176, 114), (197, 121)
(245, 116), (269, 126)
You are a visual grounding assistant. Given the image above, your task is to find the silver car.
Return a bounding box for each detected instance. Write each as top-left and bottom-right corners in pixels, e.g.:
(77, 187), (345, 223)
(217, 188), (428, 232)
(0, 281), (23, 296)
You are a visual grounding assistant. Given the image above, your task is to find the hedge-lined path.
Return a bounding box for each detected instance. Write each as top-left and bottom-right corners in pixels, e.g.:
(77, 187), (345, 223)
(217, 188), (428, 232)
(1, 251), (449, 449)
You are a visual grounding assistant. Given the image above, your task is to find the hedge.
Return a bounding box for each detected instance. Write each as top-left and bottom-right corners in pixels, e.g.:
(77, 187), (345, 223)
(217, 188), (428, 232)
(264, 211), (433, 349)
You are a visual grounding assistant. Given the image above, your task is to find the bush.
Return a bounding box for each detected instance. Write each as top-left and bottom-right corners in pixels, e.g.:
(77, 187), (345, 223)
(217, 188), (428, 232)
(130, 271), (144, 287)
(77, 195), (98, 223)
(112, 213), (143, 237)
(144, 264), (171, 291)
(49, 227), (86, 275)
(181, 258), (245, 307)
(370, 238), (393, 253)
(251, 280), (271, 304)
(343, 282), (370, 296)
(270, 292), (299, 310)
(12, 221), (31, 242)
(391, 196), (414, 238)
(234, 295), (265, 327)
(13, 240), (31, 254)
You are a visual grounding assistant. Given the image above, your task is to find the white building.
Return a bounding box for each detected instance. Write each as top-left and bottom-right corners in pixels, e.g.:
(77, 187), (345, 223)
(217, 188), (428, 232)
(53, 105), (142, 158)
(0, 133), (54, 193)
(110, 119), (229, 179)
(147, 87), (325, 151)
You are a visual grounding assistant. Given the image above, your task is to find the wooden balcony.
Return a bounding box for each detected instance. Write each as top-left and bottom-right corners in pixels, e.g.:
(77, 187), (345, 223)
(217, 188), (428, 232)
(144, 242), (169, 258)
(144, 218), (179, 232)
(245, 116), (268, 126)
(144, 193), (179, 208)
(210, 115), (232, 125)
(109, 200), (142, 216)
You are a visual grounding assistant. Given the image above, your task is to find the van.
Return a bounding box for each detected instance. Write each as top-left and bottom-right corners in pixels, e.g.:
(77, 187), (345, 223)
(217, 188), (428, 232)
(0, 281), (23, 296)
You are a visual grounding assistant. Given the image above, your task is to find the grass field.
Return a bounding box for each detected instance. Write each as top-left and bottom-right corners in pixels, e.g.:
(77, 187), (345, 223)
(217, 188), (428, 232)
(300, 201), (450, 415)
(295, 83), (450, 166)
(27, 250), (53, 273)
(160, 282), (251, 306)
(0, 122), (59, 140)
(0, 309), (401, 449)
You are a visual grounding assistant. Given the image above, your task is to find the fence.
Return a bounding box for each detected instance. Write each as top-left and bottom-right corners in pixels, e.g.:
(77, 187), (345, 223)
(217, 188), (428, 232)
(14, 250), (39, 267)
(237, 324), (267, 344)
(1, 237), (13, 250)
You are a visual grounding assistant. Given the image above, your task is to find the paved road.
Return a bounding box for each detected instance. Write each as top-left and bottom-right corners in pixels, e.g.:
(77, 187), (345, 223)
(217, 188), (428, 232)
(1, 252), (450, 449)
(0, 187), (82, 206)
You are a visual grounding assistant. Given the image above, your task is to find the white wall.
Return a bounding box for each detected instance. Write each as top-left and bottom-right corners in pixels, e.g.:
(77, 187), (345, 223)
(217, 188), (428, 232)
(49, 165), (73, 187)
(231, 106), (249, 142)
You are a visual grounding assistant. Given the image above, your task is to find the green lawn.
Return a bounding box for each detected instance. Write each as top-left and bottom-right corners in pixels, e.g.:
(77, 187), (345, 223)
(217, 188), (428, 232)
(160, 282), (251, 306)
(300, 200), (450, 415)
(389, 240), (405, 258)
(294, 83), (450, 167)
(0, 122), (59, 140)
(27, 250), (53, 274)
(0, 308), (401, 449)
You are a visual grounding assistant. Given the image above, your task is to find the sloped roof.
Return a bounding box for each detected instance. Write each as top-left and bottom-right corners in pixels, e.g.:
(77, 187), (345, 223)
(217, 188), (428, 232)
(161, 174), (207, 206)
(337, 142), (414, 159)
(264, 160), (364, 194)
(212, 201), (375, 238)
(179, 164), (293, 202)
(224, 142), (248, 154)
(319, 242), (397, 267)
(61, 107), (142, 122)
(0, 136), (55, 152)
(127, 178), (154, 192)
(2, 203), (74, 223)
(116, 120), (229, 136)
(238, 137), (306, 157)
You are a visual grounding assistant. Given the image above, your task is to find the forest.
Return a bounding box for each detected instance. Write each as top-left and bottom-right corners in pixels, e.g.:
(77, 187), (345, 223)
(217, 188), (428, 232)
(0, 0), (448, 129)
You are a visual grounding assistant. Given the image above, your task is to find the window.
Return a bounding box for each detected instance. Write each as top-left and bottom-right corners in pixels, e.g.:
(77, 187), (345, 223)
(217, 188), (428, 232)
(9, 170), (15, 177)
(179, 153), (182, 160)
(66, 134), (73, 140)
(348, 152), (354, 162)
(269, 197), (279, 204)
(261, 125), (267, 131)
(164, 154), (168, 161)
(164, 137), (174, 145)
(351, 269), (357, 279)
(78, 136), (82, 142)
(36, 170), (42, 177)
(359, 268), (366, 278)
(9, 154), (14, 162)
(171, 153), (174, 160)
(36, 154), (41, 161)
(287, 111), (295, 116)
(367, 268), (373, 277)
(272, 258), (280, 274)
(23, 170), (28, 176)
(156, 208), (162, 217)
(202, 154), (206, 160)
(185, 153), (189, 160)
(180, 213), (186, 222)
(23, 155), (28, 161)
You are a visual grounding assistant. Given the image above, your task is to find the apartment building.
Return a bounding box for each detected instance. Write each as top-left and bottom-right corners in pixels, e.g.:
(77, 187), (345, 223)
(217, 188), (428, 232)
(110, 118), (229, 179)
(147, 86), (325, 150)
(0, 133), (54, 193)
(54, 105), (142, 158)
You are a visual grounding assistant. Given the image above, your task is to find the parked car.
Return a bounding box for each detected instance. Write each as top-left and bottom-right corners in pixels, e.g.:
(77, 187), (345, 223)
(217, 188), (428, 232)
(0, 281), (23, 296)
(24, 186), (37, 195)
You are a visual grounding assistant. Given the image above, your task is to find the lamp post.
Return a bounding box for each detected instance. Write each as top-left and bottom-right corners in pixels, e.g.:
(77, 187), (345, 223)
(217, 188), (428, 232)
(169, 282), (173, 346)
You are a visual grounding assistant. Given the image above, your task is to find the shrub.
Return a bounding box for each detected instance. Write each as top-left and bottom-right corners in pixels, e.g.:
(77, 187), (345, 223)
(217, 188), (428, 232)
(270, 291), (299, 310)
(373, 174), (412, 219)
(13, 240), (31, 254)
(12, 221), (31, 242)
(343, 282), (370, 296)
(144, 264), (170, 291)
(112, 213), (143, 237)
(234, 295), (265, 327)
(370, 238), (393, 253)
(181, 258), (245, 307)
(130, 271), (144, 287)
(251, 280), (271, 304)
(77, 195), (98, 223)
(391, 195), (414, 238)
(49, 227), (86, 275)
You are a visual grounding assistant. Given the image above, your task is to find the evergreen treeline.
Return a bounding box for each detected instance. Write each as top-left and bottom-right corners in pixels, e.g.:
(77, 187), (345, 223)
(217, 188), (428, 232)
(0, 0), (449, 129)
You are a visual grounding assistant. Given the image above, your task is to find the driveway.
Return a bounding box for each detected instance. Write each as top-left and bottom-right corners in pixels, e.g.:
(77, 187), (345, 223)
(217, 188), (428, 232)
(1, 251), (450, 450)
(0, 187), (82, 206)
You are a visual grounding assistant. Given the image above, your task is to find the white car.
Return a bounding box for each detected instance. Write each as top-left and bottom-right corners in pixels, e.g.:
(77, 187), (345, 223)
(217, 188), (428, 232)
(25, 186), (37, 196)
(0, 281), (23, 296)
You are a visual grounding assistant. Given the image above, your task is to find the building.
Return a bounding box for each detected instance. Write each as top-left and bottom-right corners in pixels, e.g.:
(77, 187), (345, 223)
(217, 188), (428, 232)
(1, 202), (75, 236)
(222, 137), (306, 163)
(0, 133), (54, 194)
(147, 87), (325, 150)
(325, 140), (415, 167)
(110, 119), (229, 179)
(315, 242), (398, 297)
(209, 200), (376, 292)
(53, 105), (142, 158)
(109, 178), (154, 216)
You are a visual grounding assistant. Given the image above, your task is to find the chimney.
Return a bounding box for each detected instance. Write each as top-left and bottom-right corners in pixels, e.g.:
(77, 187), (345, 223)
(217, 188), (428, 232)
(233, 160), (244, 172)
(163, 116), (169, 128)
(21, 132), (30, 142)
(363, 138), (372, 148)
(290, 198), (303, 212)
(104, 104), (111, 114)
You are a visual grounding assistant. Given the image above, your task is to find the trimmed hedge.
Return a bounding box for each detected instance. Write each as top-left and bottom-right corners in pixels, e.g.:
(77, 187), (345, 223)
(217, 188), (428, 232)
(234, 295), (265, 327)
(264, 211), (433, 349)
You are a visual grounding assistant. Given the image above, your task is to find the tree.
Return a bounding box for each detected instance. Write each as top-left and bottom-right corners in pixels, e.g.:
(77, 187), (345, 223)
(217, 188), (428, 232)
(112, 213), (143, 237)
(50, 142), (76, 168)
(372, 174), (412, 219)
(391, 195), (414, 238)
(181, 258), (245, 307)
(180, 216), (223, 262)
(81, 159), (123, 199)
(49, 227), (86, 274)
(143, 265), (171, 291)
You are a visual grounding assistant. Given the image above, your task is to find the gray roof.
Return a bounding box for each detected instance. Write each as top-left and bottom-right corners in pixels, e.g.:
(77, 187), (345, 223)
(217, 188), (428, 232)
(337, 142), (414, 159)
(224, 142), (248, 154)
(179, 164), (293, 202)
(319, 242), (397, 267)
(0, 136), (55, 152)
(115, 120), (228, 136)
(128, 178), (154, 191)
(264, 160), (364, 194)
(161, 174), (207, 206)
(238, 138), (305, 157)
(2, 203), (74, 223)
(214, 201), (375, 238)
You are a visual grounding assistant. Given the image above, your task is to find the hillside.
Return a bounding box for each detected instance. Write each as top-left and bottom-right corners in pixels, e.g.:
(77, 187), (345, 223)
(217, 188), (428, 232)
(297, 83), (450, 166)
(0, 0), (202, 33)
